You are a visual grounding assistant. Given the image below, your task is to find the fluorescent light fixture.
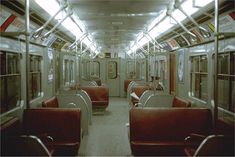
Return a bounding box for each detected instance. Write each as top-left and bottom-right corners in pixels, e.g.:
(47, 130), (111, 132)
(137, 32), (144, 42)
(111, 21), (123, 25)
(172, 9), (186, 22)
(128, 0), (214, 54)
(34, 0), (99, 54)
(138, 37), (148, 47)
(62, 18), (83, 38)
(34, 0), (60, 17)
(181, 0), (198, 16)
(111, 38), (119, 41)
(193, 0), (214, 8)
(148, 9), (166, 31)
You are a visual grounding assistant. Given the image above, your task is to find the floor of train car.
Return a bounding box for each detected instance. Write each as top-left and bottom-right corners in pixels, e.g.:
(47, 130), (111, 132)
(78, 97), (132, 156)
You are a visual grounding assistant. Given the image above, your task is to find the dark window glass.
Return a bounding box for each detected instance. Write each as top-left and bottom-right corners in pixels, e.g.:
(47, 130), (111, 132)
(0, 52), (21, 113)
(29, 55), (42, 100)
(190, 55), (208, 101)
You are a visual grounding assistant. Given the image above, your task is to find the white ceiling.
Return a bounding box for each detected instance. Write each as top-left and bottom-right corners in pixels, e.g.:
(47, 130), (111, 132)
(67, 0), (173, 53)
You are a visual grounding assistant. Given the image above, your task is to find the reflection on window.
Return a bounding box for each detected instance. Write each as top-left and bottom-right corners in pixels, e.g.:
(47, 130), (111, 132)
(90, 61), (100, 79)
(0, 51), (21, 113)
(154, 56), (167, 87)
(29, 55), (42, 100)
(108, 61), (117, 79)
(190, 55), (208, 101)
(126, 61), (140, 79)
(217, 52), (235, 113)
(159, 59), (167, 86)
(81, 61), (88, 80)
(63, 59), (75, 85)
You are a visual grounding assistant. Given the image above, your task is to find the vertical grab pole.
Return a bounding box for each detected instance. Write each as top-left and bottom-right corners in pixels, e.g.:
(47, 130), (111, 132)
(25, 0), (30, 108)
(214, 0), (219, 128)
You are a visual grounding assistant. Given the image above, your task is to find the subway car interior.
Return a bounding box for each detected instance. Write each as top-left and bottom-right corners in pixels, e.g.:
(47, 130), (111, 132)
(0, 0), (235, 156)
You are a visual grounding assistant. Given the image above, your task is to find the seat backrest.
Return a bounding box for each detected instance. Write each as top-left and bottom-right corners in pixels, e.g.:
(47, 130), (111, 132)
(81, 86), (109, 102)
(23, 108), (81, 141)
(0, 117), (21, 137)
(127, 81), (136, 100)
(77, 90), (92, 124)
(57, 94), (89, 135)
(138, 90), (153, 105)
(42, 96), (59, 107)
(172, 96), (191, 107)
(1, 135), (51, 156)
(124, 79), (133, 92)
(144, 94), (174, 107)
(88, 81), (98, 86)
(194, 135), (234, 156)
(130, 108), (213, 141)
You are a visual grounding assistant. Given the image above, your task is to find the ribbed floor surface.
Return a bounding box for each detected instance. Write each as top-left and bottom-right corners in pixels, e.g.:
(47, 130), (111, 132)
(78, 97), (132, 156)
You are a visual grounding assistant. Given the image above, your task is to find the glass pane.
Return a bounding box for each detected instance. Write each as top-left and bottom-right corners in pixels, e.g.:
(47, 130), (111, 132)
(81, 61), (88, 79)
(218, 54), (229, 74)
(1, 76), (21, 113)
(126, 61), (135, 79)
(7, 76), (20, 110)
(90, 61), (100, 79)
(160, 60), (167, 86)
(29, 73), (41, 100)
(0, 52), (6, 75)
(191, 57), (200, 72)
(0, 77), (6, 113)
(200, 74), (208, 101)
(64, 60), (69, 84)
(200, 56), (207, 72)
(191, 73), (200, 98)
(231, 80), (235, 112)
(218, 77), (229, 110)
(108, 61), (117, 79)
(69, 61), (74, 82)
(231, 53), (235, 75)
(135, 62), (140, 79)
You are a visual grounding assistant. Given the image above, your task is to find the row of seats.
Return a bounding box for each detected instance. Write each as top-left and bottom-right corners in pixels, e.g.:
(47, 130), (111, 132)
(1, 108), (81, 156)
(128, 107), (234, 156)
(1, 80), (109, 156)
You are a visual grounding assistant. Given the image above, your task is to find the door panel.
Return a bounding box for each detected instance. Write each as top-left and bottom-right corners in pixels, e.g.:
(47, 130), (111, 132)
(107, 59), (120, 96)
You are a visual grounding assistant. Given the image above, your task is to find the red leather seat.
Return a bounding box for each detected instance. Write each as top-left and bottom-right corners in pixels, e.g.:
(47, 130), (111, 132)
(129, 108), (212, 156)
(81, 86), (109, 109)
(185, 135), (234, 156)
(42, 96), (59, 108)
(131, 86), (149, 106)
(23, 108), (81, 156)
(172, 96), (191, 107)
(124, 79), (134, 92)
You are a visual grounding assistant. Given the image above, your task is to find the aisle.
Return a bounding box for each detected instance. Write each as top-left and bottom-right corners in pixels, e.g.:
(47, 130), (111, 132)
(78, 97), (132, 156)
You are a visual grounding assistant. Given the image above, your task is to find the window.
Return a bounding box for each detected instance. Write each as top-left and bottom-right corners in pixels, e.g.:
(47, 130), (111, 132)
(0, 51), (21, 113)
(190, 55), (208, 101)
(126, 61), (140, 79)
(89, 61), (100, 79)
(108, 61), (118, 79)
(217, 52), (235, 113)
(63, 59), (75, 85)
(29, 55), (42, 100)
(159, 59), (167, 87)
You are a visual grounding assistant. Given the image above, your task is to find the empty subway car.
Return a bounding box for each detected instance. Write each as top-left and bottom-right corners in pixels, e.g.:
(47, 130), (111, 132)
(1, 0), (234, 156)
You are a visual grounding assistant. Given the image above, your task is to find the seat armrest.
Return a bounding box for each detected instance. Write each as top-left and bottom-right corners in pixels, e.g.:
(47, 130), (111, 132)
(36, 133), (54, 143)
(134, 103), (144, 108)
(184, 133), (206, 142)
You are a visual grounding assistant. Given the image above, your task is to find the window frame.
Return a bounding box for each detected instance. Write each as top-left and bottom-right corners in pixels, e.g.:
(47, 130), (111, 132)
(190, 54), (208, 102)
(216, 51), (235, 113)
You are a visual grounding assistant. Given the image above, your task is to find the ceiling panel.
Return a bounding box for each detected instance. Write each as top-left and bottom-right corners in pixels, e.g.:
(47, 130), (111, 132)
(66, 0), (172, 52)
